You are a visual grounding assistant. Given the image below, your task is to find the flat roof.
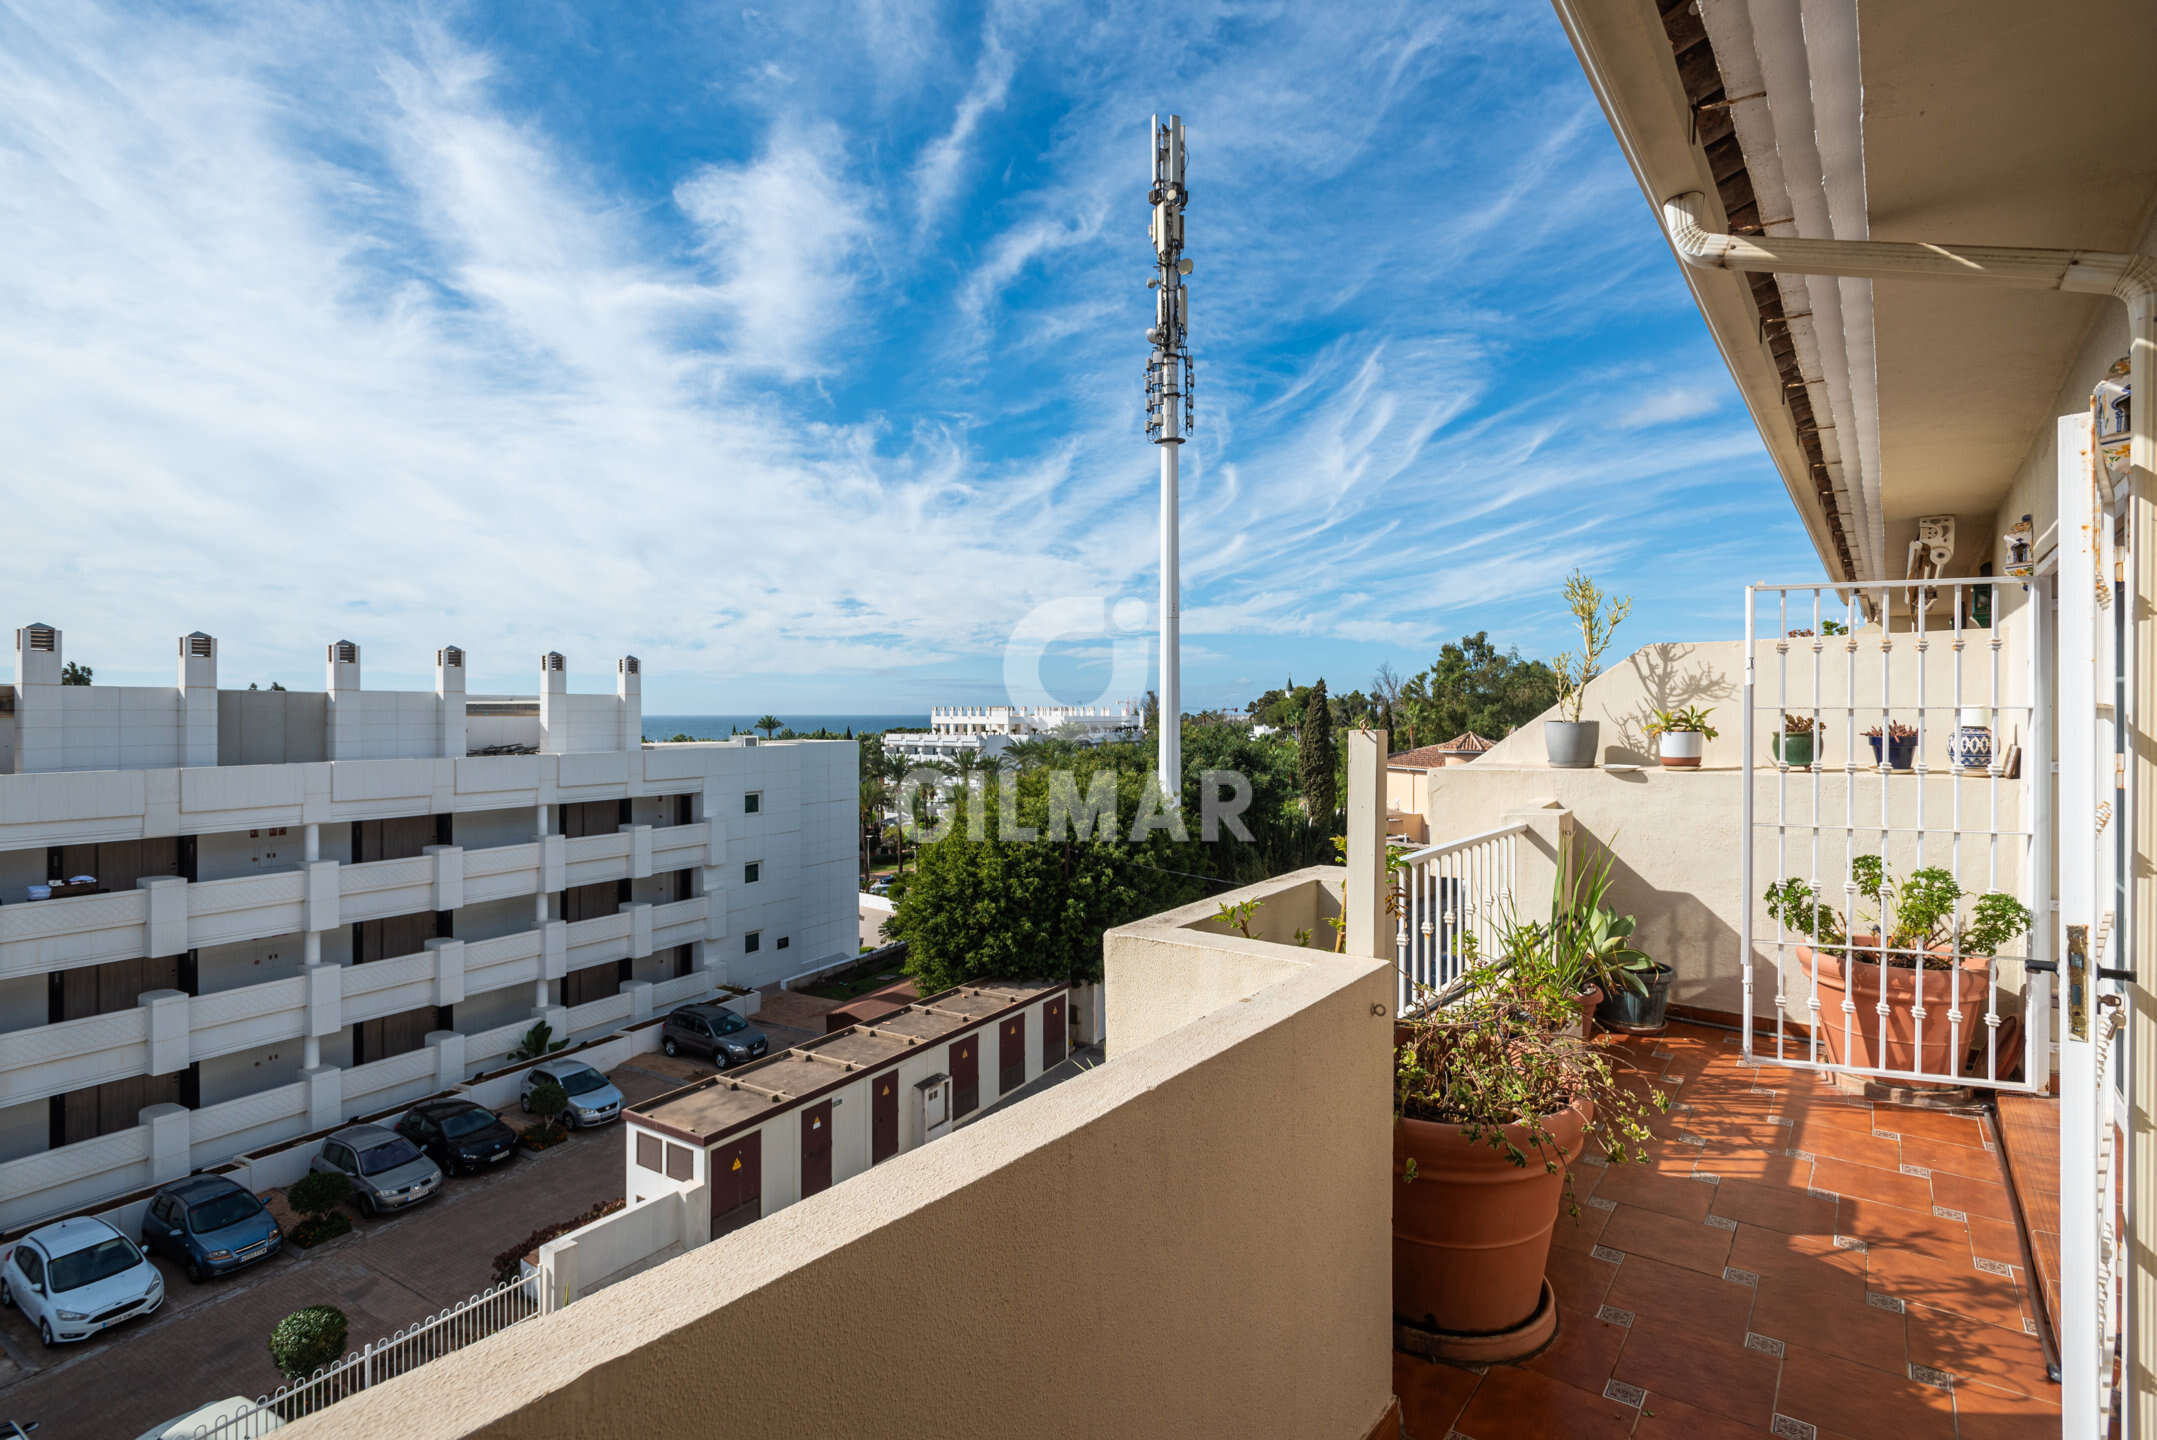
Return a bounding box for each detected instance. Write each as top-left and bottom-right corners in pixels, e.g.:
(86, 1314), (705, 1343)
(631, 980), (1061, 1143)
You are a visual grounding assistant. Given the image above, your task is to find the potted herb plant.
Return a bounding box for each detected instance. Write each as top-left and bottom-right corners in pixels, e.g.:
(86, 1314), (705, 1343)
(1394, 958), (1665, 1356)
(1764, 857), (2032, 1076)
(1864, 721), (1919, 771)
(1644, 705), (1717, 769)
(1545, 571), (1632, 769)
(1771, 712), (1820, 769)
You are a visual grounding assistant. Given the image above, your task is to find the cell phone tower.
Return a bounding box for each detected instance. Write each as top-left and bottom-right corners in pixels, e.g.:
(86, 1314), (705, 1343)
(1146, 113), (1193, 802)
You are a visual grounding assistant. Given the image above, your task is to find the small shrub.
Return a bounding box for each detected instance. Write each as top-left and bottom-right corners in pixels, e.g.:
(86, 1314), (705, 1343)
(288, 1170), (351, 1221)
(491, 1199), (625, 1284)
(509, 1021), (568, 1062)
(289, 1212), (352, 1249)
(268, 1305), (349, 1380)
(523, 1077), (569, 1143)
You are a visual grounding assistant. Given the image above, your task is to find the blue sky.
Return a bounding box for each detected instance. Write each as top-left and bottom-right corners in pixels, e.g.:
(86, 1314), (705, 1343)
(0, 0), (1824, 713)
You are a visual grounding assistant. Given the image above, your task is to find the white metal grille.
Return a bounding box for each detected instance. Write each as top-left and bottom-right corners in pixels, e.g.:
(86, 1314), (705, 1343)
(1392, 822), (1524, 1015)
(1739, 577), (2049, 1092)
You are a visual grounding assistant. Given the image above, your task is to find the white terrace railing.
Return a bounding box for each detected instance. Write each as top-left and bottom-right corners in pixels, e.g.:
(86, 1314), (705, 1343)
(193, 1270), (541, 1437)
(1391, 821), (1527, 1015)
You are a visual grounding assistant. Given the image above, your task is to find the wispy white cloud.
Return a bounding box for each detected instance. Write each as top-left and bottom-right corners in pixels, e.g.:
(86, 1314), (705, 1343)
(910, 33), (1013, 235)
(1618, 384), (1722, 430)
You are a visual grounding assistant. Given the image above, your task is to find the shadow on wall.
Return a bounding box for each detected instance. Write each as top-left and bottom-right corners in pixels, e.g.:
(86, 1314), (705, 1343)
(1606, 644), (1739, 765)
(1576, 822), (1749, 1018)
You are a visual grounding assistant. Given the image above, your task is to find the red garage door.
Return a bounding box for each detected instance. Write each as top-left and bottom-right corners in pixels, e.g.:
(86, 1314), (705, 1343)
(998, 1015), (1025, 1096)
(950, 1035), (979, 1117)
(872, 1073), (899, 1165)
(1042, 996), (1066, 1066)
(709, 1132), (762, 1237)
(801, 1100), (834, 1199)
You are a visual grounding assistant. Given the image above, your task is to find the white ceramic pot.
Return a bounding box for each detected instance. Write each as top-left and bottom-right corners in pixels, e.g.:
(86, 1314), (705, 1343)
(1658, 731), (1704, 769)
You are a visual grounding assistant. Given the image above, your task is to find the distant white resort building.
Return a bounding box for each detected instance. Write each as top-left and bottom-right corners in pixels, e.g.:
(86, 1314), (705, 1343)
(881, 703), (1139, 766)
(0, 623), (855, 1231)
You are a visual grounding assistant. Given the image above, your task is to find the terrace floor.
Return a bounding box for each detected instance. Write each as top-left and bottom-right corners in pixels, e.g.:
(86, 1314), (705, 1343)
(1393, 1021), (2060, 1439)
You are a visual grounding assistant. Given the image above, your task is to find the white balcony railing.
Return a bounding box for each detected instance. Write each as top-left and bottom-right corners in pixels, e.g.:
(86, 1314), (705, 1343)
(190, 975), (309, 1064)
(0, 1007), (149, 1106)
(343, 951), (438, 1025)
(338, 856), (435, 924)
(1392, 822), (1527, 1015)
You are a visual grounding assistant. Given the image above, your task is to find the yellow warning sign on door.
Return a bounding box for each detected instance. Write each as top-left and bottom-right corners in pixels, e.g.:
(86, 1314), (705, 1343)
(731, 1156), (742, 1172)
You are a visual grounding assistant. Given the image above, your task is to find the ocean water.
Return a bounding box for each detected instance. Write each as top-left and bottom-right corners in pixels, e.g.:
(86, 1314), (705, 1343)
(642, 714), (924, 740)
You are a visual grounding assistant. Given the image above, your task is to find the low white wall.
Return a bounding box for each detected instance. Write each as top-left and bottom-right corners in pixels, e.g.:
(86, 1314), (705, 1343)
(538, 1186), (701, 1309)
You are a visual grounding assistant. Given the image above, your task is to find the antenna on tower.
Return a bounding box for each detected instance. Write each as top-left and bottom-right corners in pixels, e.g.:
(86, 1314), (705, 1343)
(1146, 113), (1192, 803)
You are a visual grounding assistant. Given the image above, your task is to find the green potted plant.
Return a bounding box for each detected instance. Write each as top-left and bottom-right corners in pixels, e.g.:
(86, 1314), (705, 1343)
(1864, 721), (1919, 770)
(1394, 959), (1665, 1358)
(1644, 705), (1717, 769)
(1764, 857), (2033, 1076)
(1771, 712), (1820, 769)
(1545, 571), (1632, 769)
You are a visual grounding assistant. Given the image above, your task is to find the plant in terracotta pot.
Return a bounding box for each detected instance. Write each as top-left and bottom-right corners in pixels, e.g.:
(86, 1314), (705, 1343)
(1764, 857), (2033, 1076)
(1644, 705), (1718, 769)
(1394, 958), (1665, 1354)
(1545, 571), (1632, 769)
(1507, 845), (1658, 1037)
(1771, 712), (1820, 769)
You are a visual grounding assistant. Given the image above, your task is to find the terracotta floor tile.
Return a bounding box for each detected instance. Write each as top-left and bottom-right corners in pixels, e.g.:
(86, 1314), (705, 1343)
(1588, 1161), (1717, 1224)
(1727, 1224), (1867, 1281)
(1812, 1156), (1936, 1210)
(1875, 1263), (2028, 1334)
(1692, 1148), (1814, 1186)
(1950, 1385), (2063, 1440)
(1678, 1116), (1789, 1149)
(1631, 1393), (1764, 1439)
(1773, 1342), (1957, 1438)
(1392, 1352), (1481, 1439)
(1709, 1176), (1838, 1237)
(1748, 1264), (1907, 1375)
(1598, 1204), (1735, 1276)
(1780, 1095), (1883, 1135)
(1521, 1305), (1630, 1395)
(1897, 1133), (2008, 1183)
(1836, 1196), (1971, 1251)
(1549, 1195), (1613, 1254)
(1865, 1233), (1982, 1291)
(1545, 1245), (1619, 1314)
(1929, 1170), (2016, 1222)
(1967, 1215), (2029, 1270)
(1603, 1251), (1756, 1343)
(1611, 1315), (1782, 1428)
(1452, 1361), (1635, 1440)
(1793, 1120), (1904, 1170)
(1905, 1303), (2053, 1399)
(1871, 1106), (1987, 1148)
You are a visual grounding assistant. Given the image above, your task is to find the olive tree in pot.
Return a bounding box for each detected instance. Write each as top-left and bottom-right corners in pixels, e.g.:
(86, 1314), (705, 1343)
(1394, 958), (1665, 1360)
(1764, 856), (2032, 1077)
(1545, 571), (1632, 769)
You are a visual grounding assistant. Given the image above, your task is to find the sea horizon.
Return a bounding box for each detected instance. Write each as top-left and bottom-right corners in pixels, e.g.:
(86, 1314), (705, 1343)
(642, 713), (924, 740)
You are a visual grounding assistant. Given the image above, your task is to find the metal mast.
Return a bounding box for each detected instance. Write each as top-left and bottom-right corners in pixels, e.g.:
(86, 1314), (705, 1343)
(1146, 113), (1193, 801)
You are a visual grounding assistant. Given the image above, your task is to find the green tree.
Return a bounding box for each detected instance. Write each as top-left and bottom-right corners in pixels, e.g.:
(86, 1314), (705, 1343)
(1299, 680), (1336, 821)
(754, 714), (781, 738)
(269, 1305), (349, 1381)
(60, 661), (90, 686)
(1396, 632), (1560, 747)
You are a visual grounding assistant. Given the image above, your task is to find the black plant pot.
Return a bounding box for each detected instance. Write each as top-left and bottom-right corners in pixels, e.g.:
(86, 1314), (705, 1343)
(1593, 963), (1675, 1033)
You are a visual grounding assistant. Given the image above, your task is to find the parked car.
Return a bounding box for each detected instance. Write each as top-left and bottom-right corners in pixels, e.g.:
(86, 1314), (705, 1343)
(140, 1174), (282, 1283)
(660, 1003), (770, 1069)
(868, 876), (893, 895)
(395, 1099), (517, 1175)
(310, 1125), (443, 1216)
(0, 1216), (163, 1346)
(520, 1059), (624, 1129)
(134, 1398), (282, 1439)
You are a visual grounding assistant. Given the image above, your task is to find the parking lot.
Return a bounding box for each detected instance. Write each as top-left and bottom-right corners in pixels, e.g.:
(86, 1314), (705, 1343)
(0, 1026), (817, 1440)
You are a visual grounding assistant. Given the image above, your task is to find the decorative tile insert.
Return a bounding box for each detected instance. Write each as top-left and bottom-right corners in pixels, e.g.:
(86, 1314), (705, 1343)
(1704, 1214), (1738, 1231)
(1579, 1151), (1610, 1168)
(1785, 1148), (1815, 1162)
(1899, 1164), (1932, 1178)
(1602, 1380), (1647, 1408)
(1584, 1195), (1616, 1212)
(1873, 1129), (1900, 1140)
(1866, 1292), (1907, 1314)
(1596, 1304), (1636, 1328)
(1745, 1332), (1786, 1357)
(1833, 1234), (1868, 1252)
(1974, 1256), (2014, 1276)
(1770, 1114), (1794, 1127)
(1680, 1134), (1709, 1147)
(2024, 1318), (2040, 1336)
(1724, 1267), (1760, 1287)
(1591, 1244), (1626, 1264)
(1908, 1364), (1955, 1391)
(1771, 1415), (1819, 1440)
(1933, 1206), (1968, 1222)
(1692, 1171), (1721, 1184)
(1748, 1085), (1776, 1096)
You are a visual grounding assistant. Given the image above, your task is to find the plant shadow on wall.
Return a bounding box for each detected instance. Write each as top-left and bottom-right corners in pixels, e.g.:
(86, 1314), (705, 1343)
(1610, 643), (1738, 765)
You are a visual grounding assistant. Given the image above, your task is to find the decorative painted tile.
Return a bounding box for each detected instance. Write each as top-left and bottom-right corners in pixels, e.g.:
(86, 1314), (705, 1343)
(1785, 1148), (1815, 1161)
(1873, 1129), (1899, 1140)
(1749, 1085), (1776, 1096)
(1596, 1304), (1636, 1328)
(1866, 1292), (1906, 1314)
(1579, 1151), (1610, 1168)
(1590, 1244), (1626, 1264)
(1933, 1206), (1968, 1222)
(1584, 1194), (1616, 1212)
(1833, 1234), (1867, 1252)
(1692, 1171), (1721, 1184)
(1771, 1414), (1818, 1440)
(2024, 1318), (2040, 1336)
(1908, 1364), (1954, 1390)
(1724, 1267), (1760, 1287)
(1974, 1256), (2013, 1276)
(1745, 1332), (1786, 1356)
(1899, 1164), (1932, 1178)
(1602, 1379), (1646, 1408)
(1680, 1134), (1709, 1147)
(1704, 1214), (1738, 1231)
(1770, 1115), (1794, 1127)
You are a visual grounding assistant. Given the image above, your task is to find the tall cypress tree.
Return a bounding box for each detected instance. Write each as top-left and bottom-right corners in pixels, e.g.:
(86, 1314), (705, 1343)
(1299, 679), (1336, 820)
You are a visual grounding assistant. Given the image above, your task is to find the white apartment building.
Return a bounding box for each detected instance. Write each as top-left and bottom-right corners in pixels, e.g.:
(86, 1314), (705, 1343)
(881, 702), (1139, 766)
(0, 624), (855, 1230)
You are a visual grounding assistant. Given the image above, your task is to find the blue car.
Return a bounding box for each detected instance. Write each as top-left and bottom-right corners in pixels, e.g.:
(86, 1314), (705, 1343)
(139, 1175), (282, 1283)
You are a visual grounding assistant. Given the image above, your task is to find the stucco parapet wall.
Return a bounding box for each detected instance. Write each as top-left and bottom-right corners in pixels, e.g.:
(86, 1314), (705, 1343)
(284, 874), (1394, 1440)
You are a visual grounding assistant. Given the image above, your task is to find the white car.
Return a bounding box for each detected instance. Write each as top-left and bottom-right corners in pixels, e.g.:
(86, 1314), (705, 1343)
(1, 1215), (164, 1346)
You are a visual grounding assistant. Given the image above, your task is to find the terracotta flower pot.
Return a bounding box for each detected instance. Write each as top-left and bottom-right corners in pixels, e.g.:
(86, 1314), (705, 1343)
(1794, 937), (1995, 1078)
(1393, 1097), (1591, 1339)
(1570, 985), (1603, 1041)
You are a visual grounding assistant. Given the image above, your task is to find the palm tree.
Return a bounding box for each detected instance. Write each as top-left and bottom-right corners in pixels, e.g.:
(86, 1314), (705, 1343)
(754, 714), (781, 738)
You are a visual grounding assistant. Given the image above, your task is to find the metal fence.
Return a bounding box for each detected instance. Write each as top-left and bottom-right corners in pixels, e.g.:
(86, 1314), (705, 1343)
(1392, 822), (1526, 1014)
(191, 1269), (541, 1436)
(1739, 576), (2049, 1091)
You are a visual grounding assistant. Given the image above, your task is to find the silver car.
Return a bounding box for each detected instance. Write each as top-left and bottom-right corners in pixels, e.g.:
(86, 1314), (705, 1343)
(520, 1059), (624, 1129)
(310, 1125), (443, 1216)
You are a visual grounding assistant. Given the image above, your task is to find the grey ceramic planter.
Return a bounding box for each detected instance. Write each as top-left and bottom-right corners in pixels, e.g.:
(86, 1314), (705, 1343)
(1544, 720), (1599, 769)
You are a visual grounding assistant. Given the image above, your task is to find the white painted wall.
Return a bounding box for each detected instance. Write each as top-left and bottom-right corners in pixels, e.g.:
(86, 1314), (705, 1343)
(56, 685), (185, 772)
(454, 806), (539, 850)
(0, 975), (43, 1035)
(0, 1096), (43, 1164)
(196, 934), (304, 995)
